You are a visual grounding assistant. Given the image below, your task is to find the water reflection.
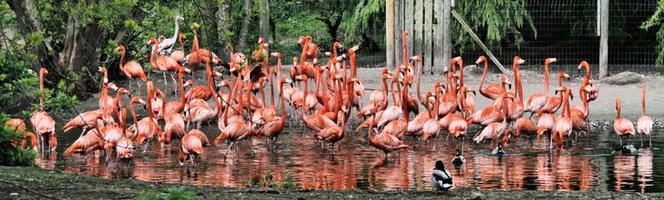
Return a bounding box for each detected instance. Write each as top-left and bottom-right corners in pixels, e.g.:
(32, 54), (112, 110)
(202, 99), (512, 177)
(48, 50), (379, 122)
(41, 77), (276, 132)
(52, 126), (660, 193)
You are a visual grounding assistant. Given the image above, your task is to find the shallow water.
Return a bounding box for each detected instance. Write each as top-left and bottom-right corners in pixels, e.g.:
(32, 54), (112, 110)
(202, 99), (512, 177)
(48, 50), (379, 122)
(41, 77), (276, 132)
(34, 74), (664, 193)
(39, 120), (664, 193)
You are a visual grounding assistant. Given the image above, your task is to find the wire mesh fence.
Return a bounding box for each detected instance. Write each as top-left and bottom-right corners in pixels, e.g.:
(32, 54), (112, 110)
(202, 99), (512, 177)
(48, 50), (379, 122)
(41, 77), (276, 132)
(359, 0), (663, 77)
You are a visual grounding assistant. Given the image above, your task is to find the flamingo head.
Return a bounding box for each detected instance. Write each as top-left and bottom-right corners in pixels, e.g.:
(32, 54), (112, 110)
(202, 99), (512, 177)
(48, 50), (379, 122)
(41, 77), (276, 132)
(183, 80), (194, 88)
(178, 33), (186, 41)
(146, 37), (158, 45)
(545, 58), (557, 65)
(475, 56), (487, 64)
(514, 56), (525, 65)
(117, 88), (131, 97)
(298, 36), (307, 45)
(39, 67), (49, 75)
(106, 82), (119, 91)
(131, 97), (146, 106)
(333, 41), (343, 50)
(175, 15), (184, 21)
(270, 52), (281, 58)
(115, 45), (125, 52)
(409, 55), (422, 63)
(501, 75), (512, 89)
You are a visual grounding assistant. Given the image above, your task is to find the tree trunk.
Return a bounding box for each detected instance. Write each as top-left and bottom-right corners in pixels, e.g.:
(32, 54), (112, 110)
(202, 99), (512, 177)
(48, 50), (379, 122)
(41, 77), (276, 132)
(7, 0), (54, 72)
(217, 0), (232, 60)
(237, 0), (254, 53)
(259, 0), (271, 43)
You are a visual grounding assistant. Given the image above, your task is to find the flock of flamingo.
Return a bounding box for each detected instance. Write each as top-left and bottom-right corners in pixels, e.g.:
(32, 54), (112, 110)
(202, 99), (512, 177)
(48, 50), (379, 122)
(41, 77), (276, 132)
(3, 18), (655, 171)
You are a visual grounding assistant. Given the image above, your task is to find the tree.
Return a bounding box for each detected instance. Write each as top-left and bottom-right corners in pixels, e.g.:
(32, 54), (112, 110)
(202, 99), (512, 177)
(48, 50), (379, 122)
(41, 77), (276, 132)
(259, 0), (271, 42)
(641, 0), (664, 66)
(302, 0), (355, 43)
(237, 0), (254, 53)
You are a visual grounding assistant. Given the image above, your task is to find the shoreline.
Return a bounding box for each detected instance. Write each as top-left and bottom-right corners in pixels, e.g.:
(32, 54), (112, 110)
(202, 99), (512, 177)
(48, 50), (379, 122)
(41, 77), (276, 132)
(0, 166), (659, 199)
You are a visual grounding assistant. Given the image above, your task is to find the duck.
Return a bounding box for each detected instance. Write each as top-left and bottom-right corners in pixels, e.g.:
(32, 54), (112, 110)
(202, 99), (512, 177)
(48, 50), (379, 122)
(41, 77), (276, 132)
(431, 160), (453, 191)
(451, 149), (465, 167)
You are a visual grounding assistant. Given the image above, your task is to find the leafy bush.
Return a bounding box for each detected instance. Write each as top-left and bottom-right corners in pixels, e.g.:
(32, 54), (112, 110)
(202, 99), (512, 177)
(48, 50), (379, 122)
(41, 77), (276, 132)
(0, 114), (36, 166)
(136, 187), (197, 200)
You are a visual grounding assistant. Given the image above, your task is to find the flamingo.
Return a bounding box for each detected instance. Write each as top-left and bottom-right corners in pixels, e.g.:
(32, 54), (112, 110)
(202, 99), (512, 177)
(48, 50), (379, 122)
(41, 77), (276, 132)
(62, 110), (104, 135)
(506, 56), (525, 120)
(636, 85), (653, 147)
(536, 110), (556, 138)
(314, 110), (347, 151)
(540, 72), (570, 114)
(455, 56), (475, 114)
(179, 129), (210, 166)
(473, 96), (511, 149)
(578, 61), (599, 102)
(5, 118), (38, 150)
(367, 115), (410, 162)
(551, 86), (573, 150)
(524, 58), (556, 118)
(157, 15), (184, 54)
(147, 37), (188, 92)
(214, 73), (257, 158)
(476, 55), (504, 100)
(116, 44), (147, 92)
(467, 75), (511, 126)
(449, 86), (470, 153)
(164, 67), (186, 115)
(131, 80), (163, 149)
(256, 77), (287, 145)
(30, 67), (57, 152)
(170, 33), (187, 63)
(421, 85), (442, 142)
(513, 118), (537, 145)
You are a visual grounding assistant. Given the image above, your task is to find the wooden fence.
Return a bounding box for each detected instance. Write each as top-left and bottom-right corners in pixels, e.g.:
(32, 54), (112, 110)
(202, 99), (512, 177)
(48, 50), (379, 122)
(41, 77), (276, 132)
(386, 0), (451, 74)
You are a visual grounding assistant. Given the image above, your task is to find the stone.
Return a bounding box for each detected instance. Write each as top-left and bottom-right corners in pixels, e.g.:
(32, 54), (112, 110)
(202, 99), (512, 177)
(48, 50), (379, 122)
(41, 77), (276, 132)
(600, 71), (643, 85)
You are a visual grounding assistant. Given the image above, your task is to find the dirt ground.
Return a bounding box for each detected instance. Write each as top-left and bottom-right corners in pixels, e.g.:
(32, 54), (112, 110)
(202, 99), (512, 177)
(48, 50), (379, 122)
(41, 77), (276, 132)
(0, 166), (659, 200)
(352, 66), (664, 122)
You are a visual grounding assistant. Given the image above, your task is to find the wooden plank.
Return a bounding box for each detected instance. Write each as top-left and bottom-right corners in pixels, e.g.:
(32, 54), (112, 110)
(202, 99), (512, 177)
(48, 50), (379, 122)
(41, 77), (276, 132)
(423, 0), (433, 73)
(442, 0), (451, 74)
(386, 0), (395, 68)
(405, 0), (414, 59)
(433, 0), (444, 73)
(599, 0), (608, 78)
(414, 0), (423, 56)
(451, 10), (507, 73)
(394, 0), (402, 68)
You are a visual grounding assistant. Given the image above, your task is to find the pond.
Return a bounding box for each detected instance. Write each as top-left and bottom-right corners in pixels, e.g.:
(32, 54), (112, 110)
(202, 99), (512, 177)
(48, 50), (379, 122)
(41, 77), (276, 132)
(38, 119), (664, 193)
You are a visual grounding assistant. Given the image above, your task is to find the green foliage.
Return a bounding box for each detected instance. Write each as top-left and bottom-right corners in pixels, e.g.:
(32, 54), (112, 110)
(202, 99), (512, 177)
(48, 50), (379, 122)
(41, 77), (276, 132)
(136, 187), (197, 200)
(642, 0), (664, 66)
(452, 0), (536, 51)
(0, 114), (37, 167)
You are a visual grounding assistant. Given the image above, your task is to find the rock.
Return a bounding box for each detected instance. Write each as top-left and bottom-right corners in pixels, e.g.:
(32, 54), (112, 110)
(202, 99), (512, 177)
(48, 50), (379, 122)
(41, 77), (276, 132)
(469, 191), (485, 200)
(600, 71), (643, 85)
(464, 65), (483, 75)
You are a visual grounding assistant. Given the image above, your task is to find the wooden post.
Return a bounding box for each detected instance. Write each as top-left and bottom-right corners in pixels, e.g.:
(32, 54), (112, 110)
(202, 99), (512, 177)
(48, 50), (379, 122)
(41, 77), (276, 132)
(599, 0), (609, 78)
(405, 0), (414, 58)
(394, 0), (403, 68)
(424, 0), (433, 73)
(435, 0), (450, 74)
(386, 0), (395, 68)
(414, 0), (423, 56)
(259, 0), (270, 42)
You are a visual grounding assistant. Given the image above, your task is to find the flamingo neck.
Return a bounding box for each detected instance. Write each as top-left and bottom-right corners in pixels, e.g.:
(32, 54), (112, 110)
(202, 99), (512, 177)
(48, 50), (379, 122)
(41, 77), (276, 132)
(280, 83), (286, 119)
(120, 50), (126, 66)
(129, 101), (138, 125)
(172, 19), (179, 44)
(641, 88), (646, 116)
(350, 51), (357, 79)
(479, 61), (488, 89)
(177, 71), (185, 108)
(39, 71), (45, 109)
(149, 43), (158, 69)
(544, 63), (550, 96)
(416, 60), (422, 102)
(192, 30), (199, 52)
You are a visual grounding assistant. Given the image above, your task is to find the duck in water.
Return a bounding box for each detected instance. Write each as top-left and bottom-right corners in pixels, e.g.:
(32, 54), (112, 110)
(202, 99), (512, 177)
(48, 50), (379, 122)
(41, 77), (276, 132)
(431, 160), (453, 191)
(451, 150), (465, 168)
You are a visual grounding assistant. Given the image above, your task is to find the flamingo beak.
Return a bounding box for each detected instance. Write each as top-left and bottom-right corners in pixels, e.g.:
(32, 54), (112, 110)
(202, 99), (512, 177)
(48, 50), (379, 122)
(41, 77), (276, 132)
(475, 57), (483, 64)
(517, 58), (525, 64)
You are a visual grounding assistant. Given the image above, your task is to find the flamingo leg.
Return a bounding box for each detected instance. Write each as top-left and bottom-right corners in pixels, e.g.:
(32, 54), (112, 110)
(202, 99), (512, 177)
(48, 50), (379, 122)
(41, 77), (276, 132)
(245, 139), (256, 154)
(163, 72), (168, 87)
(640, 134), (644, 147)
(223, 142), (235, 159)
